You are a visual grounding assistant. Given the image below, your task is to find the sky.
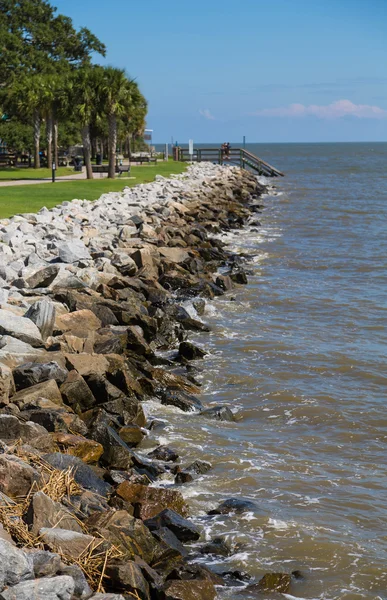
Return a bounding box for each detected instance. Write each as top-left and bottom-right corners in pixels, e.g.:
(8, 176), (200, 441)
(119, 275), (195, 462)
(54, 0), (387, 143)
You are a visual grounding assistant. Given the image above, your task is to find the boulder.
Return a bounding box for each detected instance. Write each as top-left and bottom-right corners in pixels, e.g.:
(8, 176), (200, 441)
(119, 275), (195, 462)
(51, 433), (103, 464)
(39, 528), (97, 559)
(200, 536), (232, 557)
(26, 549), (61, 578)
(13, 362), (67, 391)
(116, 483), (189, 520)
(0, 455), (42, 497)
(0, 414), (48, 442)
(208, 498), (257, 515)
(0, 309), (43, 347)
(160, 390), (203, 412)
(58, 240), (91, 263)
(250, 572), (291, 593)
(118, 424), (145, 447)
(151, 526), (187, 558)
(178, 341), (207, 361)
(163, 580), (217, 600)
(58, 564), (92, 599)
(0, 538), (34, 591)
(158, 247), (189, 264)
(43, 454), (112, 497)
(200, 405), (235, 421)
(105, 561), (149, 599)
(147, 446), (179, 463)
(0, 575), (75, 600)
(10, 379), (63, 410)
(25, 265), (60, 289)
(24, 491), (83, 535)
(24, 299), (56, 341)
(0, 365), (15, 406)
(56, 309), (102, 333)
(144, 509), (200, 542)
(64, 354), (109, 378)
(60, 371), (96, 413)
(91, 595), (125, 599)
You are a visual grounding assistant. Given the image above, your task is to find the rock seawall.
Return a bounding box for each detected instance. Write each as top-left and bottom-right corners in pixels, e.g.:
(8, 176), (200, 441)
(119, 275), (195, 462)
(0, 164), (270, 599)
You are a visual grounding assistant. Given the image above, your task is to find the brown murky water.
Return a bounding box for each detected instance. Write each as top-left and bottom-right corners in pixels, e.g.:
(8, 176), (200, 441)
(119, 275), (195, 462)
(147, 143), (387, 599)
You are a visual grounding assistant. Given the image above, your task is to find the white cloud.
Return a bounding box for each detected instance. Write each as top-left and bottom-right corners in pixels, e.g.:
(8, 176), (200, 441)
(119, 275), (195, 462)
(199, 108), (215, 120)
(253, 99), (387, 119)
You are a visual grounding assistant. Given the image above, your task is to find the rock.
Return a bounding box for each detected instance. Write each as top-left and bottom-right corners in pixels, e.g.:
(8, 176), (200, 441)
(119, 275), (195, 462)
(192, 298), (205, 315)
(90, 421), (134, 470)
(10, 379), (63, 410)
(43, 453), (112, 497)
(160, 390), (203, 412)
(25, 299), (56, 341)
(0, 575), (75, 600)
(200, 405), (235, 421)
(26, 409), (87, 436)
(185, 460), (212, 476)
(111, 253), (137, 277)
(147, 445), (178, 462)
(118, 424), (145, 447)
(85, 510), (162, 566)
(60, 371), (96, 413)
(0, 365), (15, 406)
(174, 471), (194, 485)
(250, 572), (291, 593)
(91, 595), (125, 599)
(0, 455), (41, 497)
(0, 414), (48, 441)
(0, 538), (34, 591)
(163, 580), (217, 600)
(58, 564), (92, 599)
(144, 509), (200, 542)
(13, 362), (67, 391)
(230, 269), (248, 284)
(178, 341), (207, 361)
(105, 561), (150, 599)
(39, 528), (97, 559)
(56, 309), (101, 333)
(208, 498), (257, 515)
(159, 247), (189, 263)
(200, 536), (232, 557)
(24, 491), (83, 535)
(64, 354), (109, 378)
(116, 483), (189, 520)
(25, 265), (59, 289)
(51, 433), (103, 463)
(26, 549), (61, 578)
(0, 309), (43, 347)
(131, 248), (158, 279)
(58, 240), (91, 263)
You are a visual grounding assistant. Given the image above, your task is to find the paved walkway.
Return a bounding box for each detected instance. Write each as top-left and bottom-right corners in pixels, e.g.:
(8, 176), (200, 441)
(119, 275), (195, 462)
(0, 170), (89, 187)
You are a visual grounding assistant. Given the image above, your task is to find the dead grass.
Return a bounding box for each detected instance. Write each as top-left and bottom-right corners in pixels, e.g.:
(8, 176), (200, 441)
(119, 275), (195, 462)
(0, 445), (123, 592)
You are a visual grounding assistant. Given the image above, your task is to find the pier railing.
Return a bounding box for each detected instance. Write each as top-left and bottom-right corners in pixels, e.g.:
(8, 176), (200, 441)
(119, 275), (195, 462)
(177, 147), (284, 177)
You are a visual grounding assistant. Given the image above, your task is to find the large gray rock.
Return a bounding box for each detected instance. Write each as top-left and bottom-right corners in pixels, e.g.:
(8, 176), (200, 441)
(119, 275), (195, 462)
(0, 365), (14, 405)
(0, 575), (75, 600)
(91, 595), (126, 600)
(0, 310), (43, 347)
(0, 414), (48, 441)
(58, 565), (92, 599)
(0, 538), (34, 591)
(25, 300), (56, 341)
(13, 362), (67, 391)
(25, 265), (59, 289)
(58, 241), (91, 263)
(0, 455), (42, 497)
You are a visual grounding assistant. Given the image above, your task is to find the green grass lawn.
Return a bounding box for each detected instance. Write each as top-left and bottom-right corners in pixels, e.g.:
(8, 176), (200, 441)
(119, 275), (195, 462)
(0, 162), (187, 218)
(0, 167), (77, 180)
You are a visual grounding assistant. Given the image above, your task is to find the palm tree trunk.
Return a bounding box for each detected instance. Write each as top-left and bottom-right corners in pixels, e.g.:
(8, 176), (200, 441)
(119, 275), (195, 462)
(108, 113), (117, 179)
(33, 110), (40, 169)
(53, 120), (59, 168)
(81, 125), (94, 180)
(46, 113), (53, 170)
(100, 139), (104, 162)
(127, 135), (132, 161)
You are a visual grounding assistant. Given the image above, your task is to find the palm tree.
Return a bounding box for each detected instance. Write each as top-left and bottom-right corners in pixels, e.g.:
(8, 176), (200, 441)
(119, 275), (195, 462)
(4, 75), (45, 168)
(98, 67), (133, 179)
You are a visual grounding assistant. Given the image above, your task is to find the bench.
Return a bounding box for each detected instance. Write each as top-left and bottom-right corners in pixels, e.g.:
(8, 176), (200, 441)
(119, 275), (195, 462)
(91, 164), (131, 177)
(132, 156), (157, 164)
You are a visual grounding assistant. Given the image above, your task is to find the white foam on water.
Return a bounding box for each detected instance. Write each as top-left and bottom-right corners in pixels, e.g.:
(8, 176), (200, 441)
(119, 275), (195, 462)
(267, 518), (289, 530)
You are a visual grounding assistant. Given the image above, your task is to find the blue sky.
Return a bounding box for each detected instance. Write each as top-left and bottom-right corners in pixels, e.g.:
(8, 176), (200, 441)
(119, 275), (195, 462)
(55, 0), (387, 143)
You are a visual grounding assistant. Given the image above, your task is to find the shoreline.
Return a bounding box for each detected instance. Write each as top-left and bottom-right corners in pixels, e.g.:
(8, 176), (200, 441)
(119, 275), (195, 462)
(0, 164), (286, 599)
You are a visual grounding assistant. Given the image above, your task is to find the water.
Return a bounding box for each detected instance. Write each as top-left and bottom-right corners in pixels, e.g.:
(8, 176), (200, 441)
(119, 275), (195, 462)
(150, 142), (387, 599)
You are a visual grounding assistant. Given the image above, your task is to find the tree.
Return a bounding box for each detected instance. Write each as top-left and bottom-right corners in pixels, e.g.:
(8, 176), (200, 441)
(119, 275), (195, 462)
(98, 67), (133, 179)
